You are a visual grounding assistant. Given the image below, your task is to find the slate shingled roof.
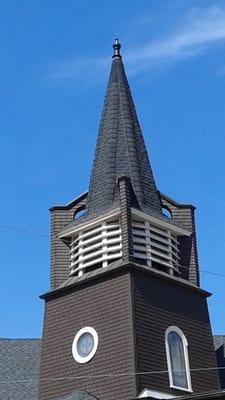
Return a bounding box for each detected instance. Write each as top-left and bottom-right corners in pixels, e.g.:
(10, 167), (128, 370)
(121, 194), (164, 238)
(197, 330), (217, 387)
(86, 41), (162, 218)
(214, 335), (225, 352)
(213, 336), (225, 389)
(0, 338), (41, 400)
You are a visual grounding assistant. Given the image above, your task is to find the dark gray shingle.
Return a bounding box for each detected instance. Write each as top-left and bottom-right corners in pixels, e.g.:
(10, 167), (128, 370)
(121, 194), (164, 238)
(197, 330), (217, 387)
(86, 51), (162, 218)
(0, 338), (41, 400)
(213, 336), (225, 389)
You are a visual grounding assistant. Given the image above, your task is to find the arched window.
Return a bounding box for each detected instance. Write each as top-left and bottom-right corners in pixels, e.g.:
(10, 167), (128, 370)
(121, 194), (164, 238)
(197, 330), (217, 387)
(165, 326), (192, 392)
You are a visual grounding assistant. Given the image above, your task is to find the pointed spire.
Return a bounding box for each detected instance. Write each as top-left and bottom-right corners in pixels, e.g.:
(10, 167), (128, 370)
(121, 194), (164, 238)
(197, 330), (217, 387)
(86, 41), (162, 217)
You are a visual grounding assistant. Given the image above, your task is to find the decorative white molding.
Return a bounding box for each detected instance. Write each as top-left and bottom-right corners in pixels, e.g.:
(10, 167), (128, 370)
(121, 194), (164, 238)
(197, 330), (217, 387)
(61, 206), (190, 277)
(72, 326), (98, 364)
(59, 208), (120, 238)
(69, 214), (122, 276)
(138, 388), (175, 399)
(131, 208), (191, 236)
(165, 326), (193, 392)
(131, 213), (182, 274)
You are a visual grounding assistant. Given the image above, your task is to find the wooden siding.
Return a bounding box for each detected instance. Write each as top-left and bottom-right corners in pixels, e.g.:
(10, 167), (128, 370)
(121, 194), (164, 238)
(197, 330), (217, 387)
(39, 272), (136, 400)
(132, 269), (220, 396)
(160, 194), (199, 286)
(50, 196), (86, 289)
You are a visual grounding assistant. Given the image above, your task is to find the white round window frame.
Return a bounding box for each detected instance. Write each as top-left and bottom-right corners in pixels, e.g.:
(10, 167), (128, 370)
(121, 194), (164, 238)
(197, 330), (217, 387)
(72, 327), (98, 364)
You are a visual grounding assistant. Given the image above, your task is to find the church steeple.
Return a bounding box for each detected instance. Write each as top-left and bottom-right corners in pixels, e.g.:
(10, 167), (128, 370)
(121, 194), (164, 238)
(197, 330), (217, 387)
(39, 41), (220, 400)
(57, 41), (195, 280)
(86, 40), (162, 217)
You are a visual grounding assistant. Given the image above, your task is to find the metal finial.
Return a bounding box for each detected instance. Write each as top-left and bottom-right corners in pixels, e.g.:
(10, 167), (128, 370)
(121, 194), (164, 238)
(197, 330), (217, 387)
(112, 38), (121, 58)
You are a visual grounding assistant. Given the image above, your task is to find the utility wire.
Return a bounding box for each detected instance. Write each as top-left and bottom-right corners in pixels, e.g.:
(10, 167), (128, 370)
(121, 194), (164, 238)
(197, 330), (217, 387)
(0, 366), (225, 384)
(178, 264), (225, 278)
(0, 224), (225, 278)
(0, 224), (48, 238)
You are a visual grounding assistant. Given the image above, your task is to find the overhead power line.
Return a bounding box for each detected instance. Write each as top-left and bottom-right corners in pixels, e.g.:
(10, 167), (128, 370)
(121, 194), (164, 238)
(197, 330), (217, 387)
(0, 223), (225, 279)
(178, 264), (225, 278)
(0, 365), (225, 384)
(0, 224), (48, 238)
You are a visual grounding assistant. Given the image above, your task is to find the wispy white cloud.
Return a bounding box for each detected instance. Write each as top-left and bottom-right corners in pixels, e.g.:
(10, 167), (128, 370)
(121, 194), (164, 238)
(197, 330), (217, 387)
(126, 6), (225, 72)
(50, 6), (225, 83)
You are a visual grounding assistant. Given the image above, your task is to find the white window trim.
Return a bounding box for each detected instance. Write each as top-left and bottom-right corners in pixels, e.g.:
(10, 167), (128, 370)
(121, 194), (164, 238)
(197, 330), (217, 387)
(72, 326), (98, 364)
(165, 326), (192, 393)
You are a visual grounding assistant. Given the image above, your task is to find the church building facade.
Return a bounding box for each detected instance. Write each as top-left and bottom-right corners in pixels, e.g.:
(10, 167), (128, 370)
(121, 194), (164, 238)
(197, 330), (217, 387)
(38, 41), (224, 400)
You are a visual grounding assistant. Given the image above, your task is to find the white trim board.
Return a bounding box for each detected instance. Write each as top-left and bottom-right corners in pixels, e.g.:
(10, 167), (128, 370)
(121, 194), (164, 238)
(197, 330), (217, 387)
(131, 208), (191, 237)
(137, 388), (176, 399)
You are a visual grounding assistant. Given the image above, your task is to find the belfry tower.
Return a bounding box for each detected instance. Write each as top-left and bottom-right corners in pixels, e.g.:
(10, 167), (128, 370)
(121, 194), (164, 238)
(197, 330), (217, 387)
(39, 41), (220, 400)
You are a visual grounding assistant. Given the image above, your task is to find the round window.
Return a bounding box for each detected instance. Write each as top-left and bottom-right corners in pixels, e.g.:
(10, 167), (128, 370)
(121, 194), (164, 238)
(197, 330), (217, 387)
(72, 327), (98, 364)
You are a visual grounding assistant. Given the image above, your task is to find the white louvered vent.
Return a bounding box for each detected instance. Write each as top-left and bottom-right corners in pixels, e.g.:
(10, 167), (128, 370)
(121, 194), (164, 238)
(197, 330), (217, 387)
(132, 218), (180, 275)
(69, 217), (122, 277)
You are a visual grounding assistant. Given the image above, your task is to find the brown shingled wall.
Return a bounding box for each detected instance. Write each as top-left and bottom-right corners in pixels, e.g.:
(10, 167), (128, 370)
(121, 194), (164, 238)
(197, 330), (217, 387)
(160, 194), (199, 286)
(50, 196), (86, 289)
(39, 272), (136, 400)
(132, 269), (220, 395)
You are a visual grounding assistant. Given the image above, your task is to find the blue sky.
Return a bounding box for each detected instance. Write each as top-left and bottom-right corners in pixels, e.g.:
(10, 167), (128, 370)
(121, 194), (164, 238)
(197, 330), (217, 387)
(0, 0), (225, 337)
